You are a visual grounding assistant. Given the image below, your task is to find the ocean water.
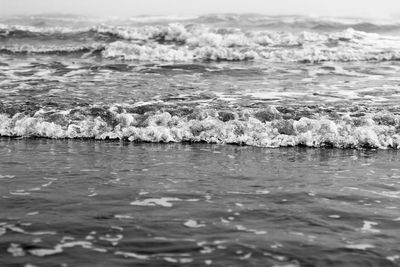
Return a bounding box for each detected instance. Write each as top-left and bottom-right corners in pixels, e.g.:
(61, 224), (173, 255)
(1, 14), (400, 266)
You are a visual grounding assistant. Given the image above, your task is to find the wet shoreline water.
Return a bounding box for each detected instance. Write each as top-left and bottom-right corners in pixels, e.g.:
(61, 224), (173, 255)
(1, 139), (400, 266)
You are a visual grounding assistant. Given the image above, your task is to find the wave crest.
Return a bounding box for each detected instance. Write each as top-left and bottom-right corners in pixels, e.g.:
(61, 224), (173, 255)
(2, 22), (400, 62)
(1, 105), (399, 149)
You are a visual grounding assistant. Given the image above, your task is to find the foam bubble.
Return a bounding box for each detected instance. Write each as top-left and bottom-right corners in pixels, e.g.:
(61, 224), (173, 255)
(7, 243), (26, 257)
(184, 219), (206, 228)
(130, 197), (182, 207)
(361, 221), (381, 233)
(115, 251), (150, 260)
(29, 247), (63, 256)
(345, 244), (375, 250)
(28, 241), (94, 257)
(0, 175), (15, 179)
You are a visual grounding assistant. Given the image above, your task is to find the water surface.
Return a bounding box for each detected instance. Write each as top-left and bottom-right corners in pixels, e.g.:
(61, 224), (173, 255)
(1, 139), (399, 266)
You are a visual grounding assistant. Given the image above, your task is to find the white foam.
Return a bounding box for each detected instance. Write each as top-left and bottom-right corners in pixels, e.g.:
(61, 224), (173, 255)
(361, 221), (381, 233)
(184, 219), (206, 228)
(345, 244), (375, 250)
(0, 23), (89, 35)
(345, 187), (400, 198)
(98, 26), (400, 62)
(115, 251), (150, 260)
(115, 214), (134, 219)
(0, 175), (15, 179)
(102, 41), (257, 62)
(387, 255), (400, 262)
(164, 257), (193, 263)
(29, 241), (94, 257)
(29, 247), (63, 256)
(0, 43), (104, 54)
(10, 191), (30, 196)
(99, 234), (123, 245)
(235, 225), (267, 235)
(30, 231), (57, 236)
(130, 197), (182, 207)
(7, 243), (26, 257)
(1, 107), (400, 149)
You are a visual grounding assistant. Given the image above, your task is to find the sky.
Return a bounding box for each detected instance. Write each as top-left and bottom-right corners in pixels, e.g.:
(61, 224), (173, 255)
(0, 0), (400, 18)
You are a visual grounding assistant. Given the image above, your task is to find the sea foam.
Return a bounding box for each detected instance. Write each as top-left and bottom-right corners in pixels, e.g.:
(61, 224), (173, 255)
(1, 106), (399, 149)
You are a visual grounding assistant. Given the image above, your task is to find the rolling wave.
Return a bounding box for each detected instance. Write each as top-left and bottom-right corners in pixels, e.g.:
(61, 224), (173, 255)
(0, 44), (105, 55)
(0, 104), (399, 149)
(2, 22), (400, 62)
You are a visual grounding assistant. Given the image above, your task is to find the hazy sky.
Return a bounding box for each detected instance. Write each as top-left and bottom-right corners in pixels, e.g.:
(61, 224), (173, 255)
(1, 0), (400, 18)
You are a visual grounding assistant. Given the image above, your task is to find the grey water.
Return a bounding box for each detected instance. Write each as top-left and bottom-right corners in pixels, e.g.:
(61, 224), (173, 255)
(1, 139), (400, 266)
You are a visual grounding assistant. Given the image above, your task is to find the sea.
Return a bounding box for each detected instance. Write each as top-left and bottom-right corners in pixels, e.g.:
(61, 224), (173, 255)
(0, 13), (400, 266)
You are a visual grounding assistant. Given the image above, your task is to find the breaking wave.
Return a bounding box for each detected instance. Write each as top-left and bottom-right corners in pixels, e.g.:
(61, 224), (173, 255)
(0, 44), (105, 55)
(2, 22), (400, 62)
(1, 105), (399, 149)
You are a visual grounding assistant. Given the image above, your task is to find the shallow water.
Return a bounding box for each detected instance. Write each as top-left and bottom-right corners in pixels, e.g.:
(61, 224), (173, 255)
(1, 139), (399, 266)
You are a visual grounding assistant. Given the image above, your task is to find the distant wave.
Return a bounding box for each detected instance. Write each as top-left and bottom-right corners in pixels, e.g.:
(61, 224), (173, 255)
(3, 14), (400, 32)
(0, 104), (399, 149)
(0, 24), (89, 37)
(128, 15), (198, 23)
(2, 23), (400, 62)
(193, 14), (400, 33)
(0, 44), (105, 55)
(101, 28), (400, 62)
